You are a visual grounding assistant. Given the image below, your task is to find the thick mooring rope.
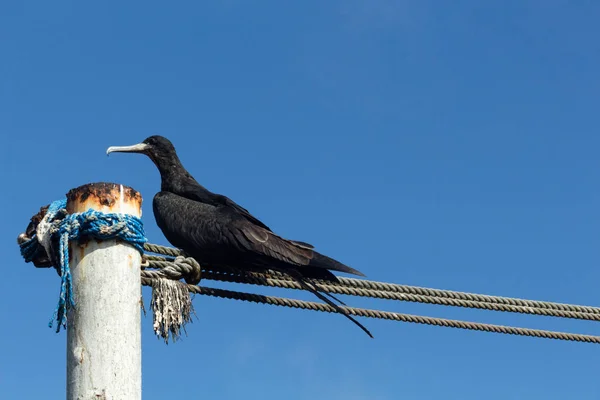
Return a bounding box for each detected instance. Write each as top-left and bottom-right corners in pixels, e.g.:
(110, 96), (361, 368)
(197, 271), (600, 322)
(143, 245), (600, 323)
(138, 278), (600, 344)
(140, 244), (600, 344)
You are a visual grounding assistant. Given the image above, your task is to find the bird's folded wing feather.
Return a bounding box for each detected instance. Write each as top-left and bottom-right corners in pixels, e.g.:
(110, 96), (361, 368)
(231, 218), (314, 266)
(181, 182), (273, 231)
(154, 191), (313, 266)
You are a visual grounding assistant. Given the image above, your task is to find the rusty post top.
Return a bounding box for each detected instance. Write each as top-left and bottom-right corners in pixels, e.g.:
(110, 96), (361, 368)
(67, 182), (142, 217)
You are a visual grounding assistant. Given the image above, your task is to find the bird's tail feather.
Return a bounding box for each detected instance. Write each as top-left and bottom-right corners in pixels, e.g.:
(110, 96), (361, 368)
(308, 252), (366, 277)
(282, 268), (373, 338)
(323, 291), (347, 306)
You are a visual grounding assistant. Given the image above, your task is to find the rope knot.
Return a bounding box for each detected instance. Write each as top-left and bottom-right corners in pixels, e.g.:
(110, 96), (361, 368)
(173, 255), (202, 285)
(139, 252), (200, 342)
(19, 198), (148, 333)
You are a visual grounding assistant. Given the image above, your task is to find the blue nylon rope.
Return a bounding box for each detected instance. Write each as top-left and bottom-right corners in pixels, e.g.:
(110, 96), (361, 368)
(19, 199), (66, 262)
(19, 199), (147, 332)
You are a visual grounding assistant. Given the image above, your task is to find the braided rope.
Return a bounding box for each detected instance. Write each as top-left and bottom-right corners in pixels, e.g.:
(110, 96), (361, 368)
(144, 257), (600, 322)
(139, 278), (600, 344)
(259, 269), (600, 316)
(146, 244), (600, 315)
(144, 243), (182, 258)
(197, 270), (600, 322)
(333, 277), (600, 315)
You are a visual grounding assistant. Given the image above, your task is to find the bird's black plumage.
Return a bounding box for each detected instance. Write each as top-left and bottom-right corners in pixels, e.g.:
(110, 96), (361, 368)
(107, 135), (372, 337)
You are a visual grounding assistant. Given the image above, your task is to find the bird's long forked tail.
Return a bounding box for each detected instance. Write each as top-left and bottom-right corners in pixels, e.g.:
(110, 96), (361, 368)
(284, 269), (374, 338)
(308, 251), (367, 278)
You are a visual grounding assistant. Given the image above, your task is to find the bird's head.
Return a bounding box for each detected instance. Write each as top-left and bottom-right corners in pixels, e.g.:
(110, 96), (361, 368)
(107, 135), (178, 168)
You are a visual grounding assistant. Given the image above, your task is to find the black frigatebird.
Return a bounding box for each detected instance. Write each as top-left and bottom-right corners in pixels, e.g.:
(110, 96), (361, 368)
(107, 135), (372, 337)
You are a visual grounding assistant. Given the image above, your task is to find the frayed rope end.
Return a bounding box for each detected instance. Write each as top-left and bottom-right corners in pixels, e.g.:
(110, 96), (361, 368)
(150, 278), (196, 343)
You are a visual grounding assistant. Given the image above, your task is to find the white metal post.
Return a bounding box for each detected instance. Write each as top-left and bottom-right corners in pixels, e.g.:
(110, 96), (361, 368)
(66, 182), (143, 400)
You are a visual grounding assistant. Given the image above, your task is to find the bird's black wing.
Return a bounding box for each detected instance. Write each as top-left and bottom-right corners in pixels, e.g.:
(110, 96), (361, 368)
(178, 182), (325, 252)
(227, 209), (313, 266)
(216, 194), (273, 231)
(179, 182), (273, 231)
(218, 196), (317, 251)
(153, 191), (311, 266)
(177, 182), (365, 277)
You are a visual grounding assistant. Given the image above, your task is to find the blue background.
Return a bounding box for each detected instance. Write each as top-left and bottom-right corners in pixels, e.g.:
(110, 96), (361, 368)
(2, 1), (600, 399)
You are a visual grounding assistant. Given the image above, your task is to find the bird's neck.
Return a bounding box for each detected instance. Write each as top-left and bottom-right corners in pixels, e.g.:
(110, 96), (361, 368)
(155, 156), (198, 193)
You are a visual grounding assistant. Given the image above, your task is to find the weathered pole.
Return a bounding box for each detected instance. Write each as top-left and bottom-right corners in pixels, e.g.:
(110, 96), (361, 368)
(66, 183), (143, 400)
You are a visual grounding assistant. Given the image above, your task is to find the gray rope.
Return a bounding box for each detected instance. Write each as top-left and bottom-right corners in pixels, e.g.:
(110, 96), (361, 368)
(197, 270), (600, 322)
(138, 278), (600, 345)
(144, 255), (600, 322)
(333, 277), (600, 315)
(144, 243), (183, 258)
(143, 243), (600, 316)
(251, 267), (600, 316)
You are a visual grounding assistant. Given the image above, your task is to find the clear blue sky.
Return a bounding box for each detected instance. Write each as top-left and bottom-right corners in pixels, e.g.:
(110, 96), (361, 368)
(2, 1), (600, 399)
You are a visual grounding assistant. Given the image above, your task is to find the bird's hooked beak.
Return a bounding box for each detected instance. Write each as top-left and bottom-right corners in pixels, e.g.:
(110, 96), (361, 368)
(106, 142), (150, 156)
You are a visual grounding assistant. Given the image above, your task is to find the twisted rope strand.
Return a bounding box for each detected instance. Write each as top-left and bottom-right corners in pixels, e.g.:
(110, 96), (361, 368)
(197, 270), (600, 322)
(334, 276), (600, 315)
(139, 278), (600, 345)
(144, 257), (600, 322)
(144, 243), (182, 257)
(146, 244), (600, 315)
(262, 268), (600, 316)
